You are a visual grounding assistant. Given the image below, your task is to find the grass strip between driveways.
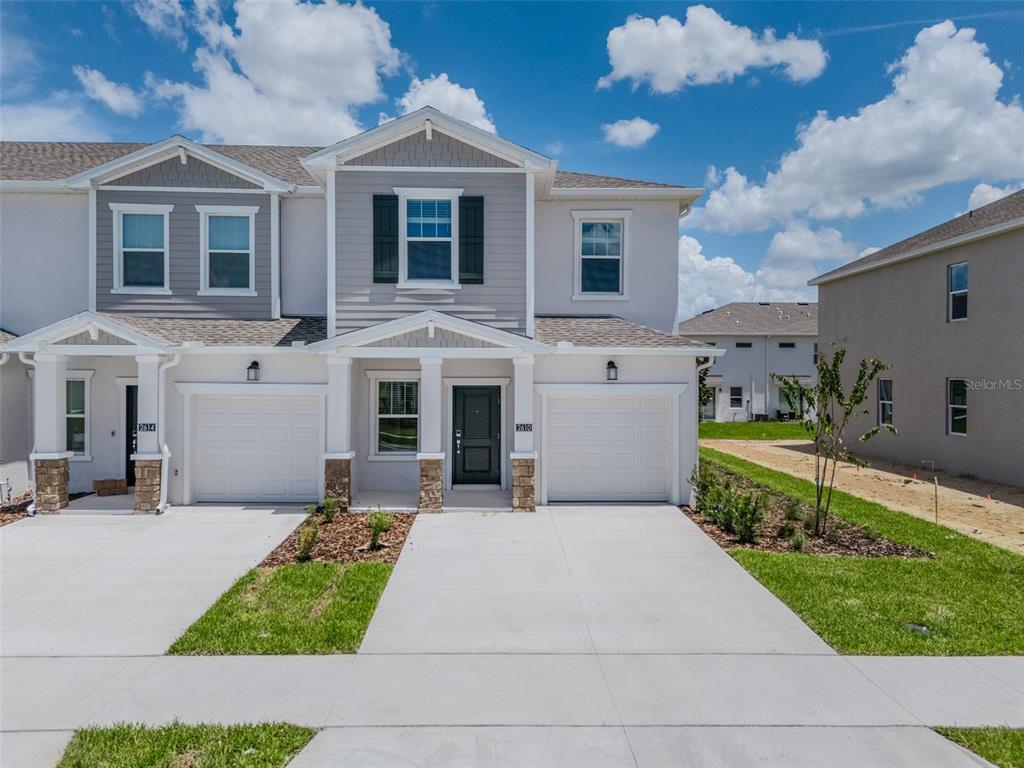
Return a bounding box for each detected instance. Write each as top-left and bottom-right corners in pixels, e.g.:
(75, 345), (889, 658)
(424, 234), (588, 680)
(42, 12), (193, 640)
(169, 561), (392, 655)
(57, 722), (315, 768)
(701, 447), (1024, 655)
(937, 728), (1024, 768)
(699, 420), (810, 440)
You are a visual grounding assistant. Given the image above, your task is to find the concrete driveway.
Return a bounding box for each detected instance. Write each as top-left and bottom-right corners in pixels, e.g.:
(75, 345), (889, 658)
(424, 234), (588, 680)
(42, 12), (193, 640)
(361, 505), (830, 655)
(0, 506), (304, 656)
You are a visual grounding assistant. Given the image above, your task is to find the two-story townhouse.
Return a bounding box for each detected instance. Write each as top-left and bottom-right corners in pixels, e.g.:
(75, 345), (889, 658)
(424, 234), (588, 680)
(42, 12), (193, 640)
(811, 189), (1024, 486)
(0, 108), (720, 514)
(677, 302), (818, 421)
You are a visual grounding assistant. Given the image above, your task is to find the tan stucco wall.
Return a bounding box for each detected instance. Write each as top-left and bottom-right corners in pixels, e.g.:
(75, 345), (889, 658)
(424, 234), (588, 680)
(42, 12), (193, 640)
(818, 228), (1024, 486)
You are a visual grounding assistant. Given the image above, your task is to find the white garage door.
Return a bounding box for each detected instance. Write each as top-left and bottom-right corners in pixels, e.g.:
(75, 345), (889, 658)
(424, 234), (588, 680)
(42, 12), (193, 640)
(546, 394), (673, 502)
(192, 395), (322, 502)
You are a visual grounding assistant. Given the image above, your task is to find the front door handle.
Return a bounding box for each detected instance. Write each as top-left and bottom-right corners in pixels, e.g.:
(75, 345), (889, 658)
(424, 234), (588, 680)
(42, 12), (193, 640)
(455, 438), (461, 455)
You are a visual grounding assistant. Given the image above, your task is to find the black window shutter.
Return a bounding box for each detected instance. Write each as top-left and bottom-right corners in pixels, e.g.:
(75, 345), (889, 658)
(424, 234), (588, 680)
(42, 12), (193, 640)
(373, 194), (399, 284)
(459, 196), (484, 284)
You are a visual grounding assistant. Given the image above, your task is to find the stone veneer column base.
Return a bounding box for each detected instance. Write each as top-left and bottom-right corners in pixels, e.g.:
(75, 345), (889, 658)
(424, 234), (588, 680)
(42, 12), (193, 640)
(324, 458), (352, 512)
(133, 459), (162, 514)
(418, 458), (444, 513)
(511, 458), (536, 513)
(34, 458), (69, 513)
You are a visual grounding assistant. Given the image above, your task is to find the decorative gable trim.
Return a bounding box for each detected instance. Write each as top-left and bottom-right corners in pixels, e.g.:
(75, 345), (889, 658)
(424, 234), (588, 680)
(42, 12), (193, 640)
(3, 311), (169, 354)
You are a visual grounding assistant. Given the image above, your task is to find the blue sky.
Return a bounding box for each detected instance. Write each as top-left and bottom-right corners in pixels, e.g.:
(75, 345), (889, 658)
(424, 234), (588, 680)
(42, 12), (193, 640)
(2, 1), (1022, 317)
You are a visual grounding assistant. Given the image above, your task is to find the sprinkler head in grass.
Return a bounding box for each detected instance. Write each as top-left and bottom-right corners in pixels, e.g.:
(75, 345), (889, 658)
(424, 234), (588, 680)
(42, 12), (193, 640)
(904, 622), (931, 636)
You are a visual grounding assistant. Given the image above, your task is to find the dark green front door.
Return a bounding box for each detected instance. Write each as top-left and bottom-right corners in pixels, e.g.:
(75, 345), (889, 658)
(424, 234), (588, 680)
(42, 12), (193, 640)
(452, 386), (501, 485)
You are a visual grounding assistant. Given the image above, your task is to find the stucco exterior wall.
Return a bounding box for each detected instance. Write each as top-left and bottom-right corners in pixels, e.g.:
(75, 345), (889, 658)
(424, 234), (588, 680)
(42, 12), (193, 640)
(818, 228), (1024, 486)
(534, 199), (680, 334)
(0, 357), (32, 496)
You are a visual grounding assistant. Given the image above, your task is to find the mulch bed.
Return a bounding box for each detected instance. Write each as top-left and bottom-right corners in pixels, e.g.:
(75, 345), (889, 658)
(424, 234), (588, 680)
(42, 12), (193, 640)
(0, 491), (33, 527)
(684, 466), (929, 559)
(261, 511), (415, 567)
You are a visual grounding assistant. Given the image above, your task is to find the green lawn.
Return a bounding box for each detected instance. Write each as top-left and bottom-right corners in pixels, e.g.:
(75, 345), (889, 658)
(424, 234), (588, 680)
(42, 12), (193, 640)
(57, 722), (314, 768)
(938, 728), (1024, 768)
(699, 420), (810, 440)
(169, 562), (392, 655)
(701, 447), (1024, 655)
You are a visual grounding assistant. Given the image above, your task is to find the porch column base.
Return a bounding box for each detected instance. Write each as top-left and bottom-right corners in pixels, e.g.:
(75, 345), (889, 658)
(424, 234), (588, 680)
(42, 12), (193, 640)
(33, 456), (70, 513)
(417, 455), (444, 513)
(133, 459), (162, 514)
(511, 456), (536, 513)
(324, 457), (352, 512)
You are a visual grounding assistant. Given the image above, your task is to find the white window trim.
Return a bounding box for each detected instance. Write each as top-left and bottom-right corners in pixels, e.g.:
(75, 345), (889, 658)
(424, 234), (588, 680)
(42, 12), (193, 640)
(66, 370), (95, 461)
(394, 187), (463, 289)
(948, 261), (968, 322)
(729, 386), (743, 409)
(877, 378), (893, 427)
(947, 378), (968, 437)
(195, 205), (259, 296)
(367, 370), (421, 461)
(571, 209), (632, 300)
(109, 203), (173, 295)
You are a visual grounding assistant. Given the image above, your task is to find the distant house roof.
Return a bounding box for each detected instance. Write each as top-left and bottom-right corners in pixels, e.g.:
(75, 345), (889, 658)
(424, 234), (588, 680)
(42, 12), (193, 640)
(101, 315), (328, 347)
(677, 302), (818, 336)
(811, 189), (1024, 285)
(0, 328), (17, 345)
(0, 141), (685, 191)
(535, 315), (710, 349)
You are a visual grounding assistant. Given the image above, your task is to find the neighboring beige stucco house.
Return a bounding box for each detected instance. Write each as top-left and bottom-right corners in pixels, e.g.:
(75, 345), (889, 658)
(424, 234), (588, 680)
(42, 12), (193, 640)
(811, 189), (1024, 487)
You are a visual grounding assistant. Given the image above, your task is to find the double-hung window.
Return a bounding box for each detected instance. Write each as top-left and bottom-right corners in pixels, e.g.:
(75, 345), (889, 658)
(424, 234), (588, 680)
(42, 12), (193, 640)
(196, 206), (258, 295)
(111, 204), (173, 293)
(947, 379), (967, 435)
(396, 188), (461, 286)
(729, 386), (743, 409)
(877, 378), (893, 426)
(573, 210), (631, 298)
(370, 373), (420, 458)
(948, 262), (968, 321)
(65, 378), (88, 457)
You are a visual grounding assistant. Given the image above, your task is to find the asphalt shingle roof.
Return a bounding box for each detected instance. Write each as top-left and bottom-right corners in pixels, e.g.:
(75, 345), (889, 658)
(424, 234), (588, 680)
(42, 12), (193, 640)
(534, 315), (709, 348)
(814, 189), (1024, 283)
(0, 328), (17, 345)
(1, 142), (686, 190)
(101, 315), (327, 347)
(676, 302), (818, 336)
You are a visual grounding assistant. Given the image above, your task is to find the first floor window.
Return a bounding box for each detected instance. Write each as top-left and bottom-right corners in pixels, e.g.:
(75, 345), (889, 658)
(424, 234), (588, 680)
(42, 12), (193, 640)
(729, 386), (743, 409)
(813, 342), (819, 365)
(112, 205), (172, 291)
(947, 379), (967, 435)
(878, 378), (893, 426)
(198, 206), (257, 293)
(376, 379), (419, 454)
(65, 379), (88, 456)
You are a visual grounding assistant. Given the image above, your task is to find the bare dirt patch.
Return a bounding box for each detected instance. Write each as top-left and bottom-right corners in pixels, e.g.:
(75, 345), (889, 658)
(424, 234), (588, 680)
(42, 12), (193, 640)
(262, 511), (415, 567)
(704, 439), (1024, 555)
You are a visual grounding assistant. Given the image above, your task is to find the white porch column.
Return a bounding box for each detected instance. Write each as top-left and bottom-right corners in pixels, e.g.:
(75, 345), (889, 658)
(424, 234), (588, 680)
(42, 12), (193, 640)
(32, 353), (67, 454)
(134, 355), (162, 456)
(418, 357), (444, 456)
(512, 356), (535, 454)
(325, 356), (353, 454)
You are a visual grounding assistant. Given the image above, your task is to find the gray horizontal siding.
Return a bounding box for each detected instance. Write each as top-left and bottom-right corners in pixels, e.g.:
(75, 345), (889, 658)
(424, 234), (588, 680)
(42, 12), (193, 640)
(108, 156), (260, 189)
(335, 171), (527, 335)
(96, 190), (272, 319)
(344, 130), (516, 168)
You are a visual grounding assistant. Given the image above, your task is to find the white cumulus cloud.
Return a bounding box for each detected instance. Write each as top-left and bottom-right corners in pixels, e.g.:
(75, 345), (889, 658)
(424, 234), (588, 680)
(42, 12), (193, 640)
(701, 21), (1024, 232)
(390, 73), (496, 133)
(602, 117), (660, 148)
(0, 95), (110, 141)
(131, 0), (188, 50)
(598, 6), (826, 93)
(966, 182), (1022, 211)
(73, 66), (143, 117)
(148, 0), (402, 144)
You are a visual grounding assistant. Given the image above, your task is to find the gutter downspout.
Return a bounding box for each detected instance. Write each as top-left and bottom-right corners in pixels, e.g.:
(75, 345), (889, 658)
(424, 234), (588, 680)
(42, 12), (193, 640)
(156, 352), (182, 512)
(17, 353), (37, 514)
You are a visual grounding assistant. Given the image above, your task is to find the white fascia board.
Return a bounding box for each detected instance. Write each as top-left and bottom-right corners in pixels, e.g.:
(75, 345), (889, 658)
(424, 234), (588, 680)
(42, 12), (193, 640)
(4, 311), (169, 353)
(545, 346), (724, 357)
(809, 217), (1024, 286)
(64, 135), (294, 193)
(546, 187), (704, 202)
(0, 180), (80, 193)
(678, 331), (818, 338)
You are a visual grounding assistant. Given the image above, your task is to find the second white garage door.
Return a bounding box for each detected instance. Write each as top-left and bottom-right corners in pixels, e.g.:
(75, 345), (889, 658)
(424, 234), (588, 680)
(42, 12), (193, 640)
(192, 395), (322, 502)
(546, 394), (673, 502)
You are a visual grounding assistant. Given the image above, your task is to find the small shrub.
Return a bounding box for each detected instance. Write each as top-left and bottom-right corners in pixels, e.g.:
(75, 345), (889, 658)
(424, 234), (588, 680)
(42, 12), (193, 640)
(778, 521), (796, 539)
(731, 491), (765, 544)
(784, 499), (803, 522)
(368, 507), (392, 550)
(862, 525), (881, 541)
(322, 496), (340, 524)
(690, 464), (721, 512)
(791, 529), (805, 552)
(704, 483), (735, 532)
(296, 521), (319, 562)
(802, 514), (816, 533)
(304, 503), (319, 516)
(826, 527), (841, 545)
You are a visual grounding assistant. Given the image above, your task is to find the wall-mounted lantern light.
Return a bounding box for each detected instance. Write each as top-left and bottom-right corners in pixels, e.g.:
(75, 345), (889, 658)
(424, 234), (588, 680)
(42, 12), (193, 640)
(246, 360), (260, 382)
(606, 360), (618, 382)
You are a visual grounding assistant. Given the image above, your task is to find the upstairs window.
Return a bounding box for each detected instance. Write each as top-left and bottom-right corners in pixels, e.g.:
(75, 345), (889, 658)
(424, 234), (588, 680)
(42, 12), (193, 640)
(197, 206), (258, 295)
(111, 204), (172, 293)
(878, 378), (893, 426)
(948, 262), (968, 321)
(395, 188), (461, 287)
(947, 379), (967, 435)
(736, 342), (752, 348)
(779, 342), (796, 349)
(573, 210), (631, 299)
